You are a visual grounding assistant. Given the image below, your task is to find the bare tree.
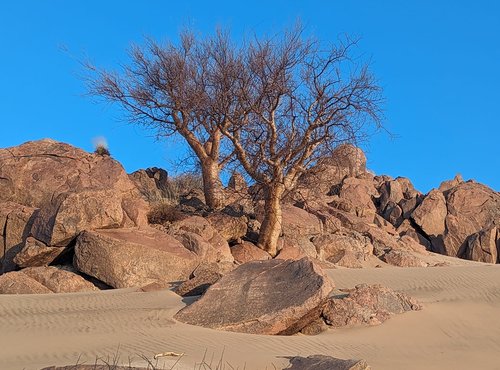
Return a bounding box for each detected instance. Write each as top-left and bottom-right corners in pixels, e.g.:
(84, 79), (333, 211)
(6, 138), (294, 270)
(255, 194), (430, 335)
(86, 30), (240, 210)
(219, 27), (383, 256)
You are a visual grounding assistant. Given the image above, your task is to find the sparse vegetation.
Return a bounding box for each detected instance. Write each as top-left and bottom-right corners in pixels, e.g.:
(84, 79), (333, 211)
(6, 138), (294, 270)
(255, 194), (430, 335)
(147, 203), (185, 225)
(94, 144), (111, 156)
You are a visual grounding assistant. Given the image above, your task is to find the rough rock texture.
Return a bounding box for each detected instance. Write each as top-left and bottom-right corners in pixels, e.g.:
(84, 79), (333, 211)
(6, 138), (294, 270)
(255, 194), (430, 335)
(281, 205), (323, 239)
(287, 355), (371, 370)
(322, 284), (422, 328)
(174, 268), (223, 297)
(74, 228), (199, 288)
(337, 177), (378, 219)
(0, 266), (98, 294)
(311, 232), (372, 263)
(441, 182), (500, 257)
(295, 144), (367, 200)
(0, 139), (147, 247)
(464, 225), (499, 263)
(206, 212), (247, 243)
(381, 249), (428, 267)
(173, 216), (233, 263)
(0, 202), (38, 273)
(411, 189), (447, 238)
(129, 167), (170, 202)
(227, 172), (247, 192)
(13, 237), (64, 268)
(230, 241), (271, 264)
(174, 258), (334, 335)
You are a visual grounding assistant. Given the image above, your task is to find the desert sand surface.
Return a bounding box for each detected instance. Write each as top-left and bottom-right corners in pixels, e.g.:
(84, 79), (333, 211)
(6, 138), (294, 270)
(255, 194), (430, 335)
(1, 263), (500, 370)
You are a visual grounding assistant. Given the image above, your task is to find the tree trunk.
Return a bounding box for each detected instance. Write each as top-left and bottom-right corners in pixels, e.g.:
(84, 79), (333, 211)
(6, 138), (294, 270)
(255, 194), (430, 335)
(200, 158), (224, 210)
(258, 183), (285, 257)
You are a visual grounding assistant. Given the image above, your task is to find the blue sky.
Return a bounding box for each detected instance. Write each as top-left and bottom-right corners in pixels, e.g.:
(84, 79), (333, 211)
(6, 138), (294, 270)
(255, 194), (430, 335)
(1, 1), (499, 192)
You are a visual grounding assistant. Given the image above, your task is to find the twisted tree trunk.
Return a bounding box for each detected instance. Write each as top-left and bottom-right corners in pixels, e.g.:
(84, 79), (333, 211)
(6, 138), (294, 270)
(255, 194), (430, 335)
(258, 183), (285, 257)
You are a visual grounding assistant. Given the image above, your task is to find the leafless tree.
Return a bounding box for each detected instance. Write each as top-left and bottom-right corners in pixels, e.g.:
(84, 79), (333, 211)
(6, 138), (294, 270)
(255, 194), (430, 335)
(85, 30), (241, 210)
(219, 27), (383, 256)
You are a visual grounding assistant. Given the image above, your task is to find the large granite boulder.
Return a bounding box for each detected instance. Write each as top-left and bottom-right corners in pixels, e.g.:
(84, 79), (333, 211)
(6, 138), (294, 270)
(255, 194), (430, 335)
(0, 202), (38, 273)
(0, 266), (98, 294)
(174, 258), (334, 335)
(442, 182), (500, 257)
(74, 228), (199, 288)
(411, 189), (447, 238)
(322, 284), (422, 328)
(0, 139), (148, 247)
(206, 212), (248, 243)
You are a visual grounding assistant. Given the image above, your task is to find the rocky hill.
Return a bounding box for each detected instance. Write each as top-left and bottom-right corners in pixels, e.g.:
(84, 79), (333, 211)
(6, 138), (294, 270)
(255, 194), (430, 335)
(0, 139), (498, 297)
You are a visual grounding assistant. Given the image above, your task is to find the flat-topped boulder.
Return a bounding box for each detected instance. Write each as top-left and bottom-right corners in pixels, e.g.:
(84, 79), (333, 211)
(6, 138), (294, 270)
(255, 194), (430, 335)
(174, 257), (334, 335)
(74, 228), (199, 288)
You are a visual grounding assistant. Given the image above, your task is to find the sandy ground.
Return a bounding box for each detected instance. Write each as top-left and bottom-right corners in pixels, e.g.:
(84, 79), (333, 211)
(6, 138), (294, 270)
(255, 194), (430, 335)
(1, 261), (500, 370)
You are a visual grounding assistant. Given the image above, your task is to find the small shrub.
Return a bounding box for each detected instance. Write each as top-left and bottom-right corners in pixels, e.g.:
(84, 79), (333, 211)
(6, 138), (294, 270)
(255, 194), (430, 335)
(147, 203), (185, 225)
(95, 144), (111, 156)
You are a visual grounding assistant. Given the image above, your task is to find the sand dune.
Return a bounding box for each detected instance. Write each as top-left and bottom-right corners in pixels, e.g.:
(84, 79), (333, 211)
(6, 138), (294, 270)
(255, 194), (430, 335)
(1, 264), (500, 370)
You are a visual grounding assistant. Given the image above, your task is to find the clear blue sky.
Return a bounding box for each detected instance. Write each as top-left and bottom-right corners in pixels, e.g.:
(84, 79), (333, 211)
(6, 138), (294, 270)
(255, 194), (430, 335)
(1, 1), (499, 192)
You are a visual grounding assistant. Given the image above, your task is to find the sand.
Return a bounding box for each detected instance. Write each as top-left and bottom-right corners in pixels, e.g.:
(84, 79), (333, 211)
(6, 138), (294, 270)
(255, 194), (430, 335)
(1, 263), (500, 370)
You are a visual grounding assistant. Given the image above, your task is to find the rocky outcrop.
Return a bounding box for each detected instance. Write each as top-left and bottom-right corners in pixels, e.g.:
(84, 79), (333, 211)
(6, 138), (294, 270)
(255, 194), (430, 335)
(0, 266), (98, 294)
(13, 237), (64, 268)
(411, 189), (447, 238)
(442, 182), (500, 257)
(129, 167), (170, 202)
(74, 228), (199, 288)
(174, 258), (334, 335)
(464, 225), (499, 263)
(286, 355), (371, 370)
(0, 202), (38, 273)
(172, 216), (233, 263)
(322, 284), (422, 328)
(0, 139), (148, 248)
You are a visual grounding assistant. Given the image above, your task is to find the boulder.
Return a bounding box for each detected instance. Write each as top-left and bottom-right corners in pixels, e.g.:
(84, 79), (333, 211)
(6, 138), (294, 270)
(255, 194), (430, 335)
(411, 189), (447, 238)
(442, 182), (500, 257)
(295, 144), (367, 199)
(174, 258), (334, 335)
(174, 268), (223, 297)
(438, 174), (464, 193)
(0, 139), (147, 247)
(0, 266), (98, 294)
(281, 205), (322, 239)
(311, 232), (372, 263)
(322, 284), (422, 328)
(0, 202), (38, 273)
(227, 172), (247, 192)
(378, 179), (404, 212)
(206, 212), (247, 243)
(13, 237), (64, 268)
(129, 167), (170, 202)
(175, 231), (233, 264)
(337, 177), (378, 219)
(230, 241), (271, 264)
(380, 249), (428, 267)
(173, 216), (233, 263)
(74, 228), (199, 288)
(287, 355), (370, 370)
(464, 225), (499, 263)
